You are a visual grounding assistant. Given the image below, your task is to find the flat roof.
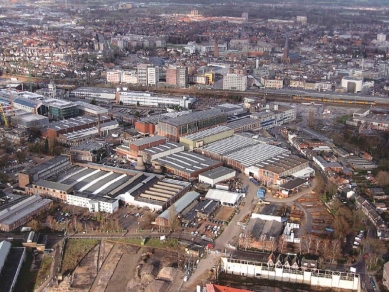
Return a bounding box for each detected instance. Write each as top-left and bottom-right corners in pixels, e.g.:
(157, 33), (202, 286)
(72, 87), (116, 94)
(199, 166), (236, 180)
(143, 142), (183, 155)
(71, 142), (105, 152)
(248, 218), (284, 241)
(226, 117), (260, 130)
(70, 192), (118, 204)
(181, 125), (232, 141)
(202, 135), (259, 156)
(279, 178), (308, 190)
(161, 109), (226, 127)
(25, 155), (70, 175)
(34, 179), (73, 192)
(131, 135), (166, 147)
(154, 152), (221, 175)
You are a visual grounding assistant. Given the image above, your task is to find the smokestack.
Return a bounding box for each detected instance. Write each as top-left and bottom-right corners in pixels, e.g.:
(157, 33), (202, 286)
(97, 114), (101, 137)
(135, 155), (146, 171)
(256, 58), (259, 69)
(153, 162), (163, 174)
(214, 38), (219, 58)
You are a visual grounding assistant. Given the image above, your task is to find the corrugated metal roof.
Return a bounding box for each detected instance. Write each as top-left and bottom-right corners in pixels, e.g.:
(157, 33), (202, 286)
(0, 240), (12, 274)
(158, 191), (201, 220)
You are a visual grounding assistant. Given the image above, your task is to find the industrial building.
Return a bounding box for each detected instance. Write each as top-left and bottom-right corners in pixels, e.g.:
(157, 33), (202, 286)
(18, 155), (72, 188)
(205, 189), (242, 206)
(156, 109), (228, 141)
(199, 135), (290, 174)
(74, 101), (108, 116)
(46, 99), (79, 119)
(250, 104), (297, 129)
(256, 154), (309, 186)
(118, 91), (195, 109)
(13, 113), (49, 129)
(341, 76), (363, 93)
(0, 195), (52, 232)
(134, 110), (192, 135)
(70, 142), (107, 162)
(350, 109), (389, 132)
(198, 166), (236, 187)
(153, 151), (222, 180)
(70, 87), (117, 103)
(0, 241), (26, 292)
(226, 115), (261, 132)
(179, 125), (234, 151)
(143, 142), (184, 163)
(155, 191), (201, 227)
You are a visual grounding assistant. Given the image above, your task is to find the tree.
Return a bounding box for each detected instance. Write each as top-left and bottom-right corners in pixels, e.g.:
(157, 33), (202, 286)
(329, 239), (341, 263)
(28, 219), (40, 231)
(327, 182), (338, 198)
(134, 111), (140, 118)
(376, 171), (389, 187)
(302, 233), (314, 254)
(46, 215), (54, 230)
(90, 98), (97, 105)
(15, 150), (27, 163)
(314, 175), (325, 194)
(168, 205), (180, 232)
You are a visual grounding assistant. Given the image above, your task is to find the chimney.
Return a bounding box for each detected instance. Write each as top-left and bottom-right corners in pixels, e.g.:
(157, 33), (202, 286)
(135, 155), (146, 171)
(97, 114), (101, 137)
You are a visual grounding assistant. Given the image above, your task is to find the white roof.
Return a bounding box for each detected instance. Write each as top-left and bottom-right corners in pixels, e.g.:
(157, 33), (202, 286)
(205, 189), (242, 205)
(0, 240), (12, 274)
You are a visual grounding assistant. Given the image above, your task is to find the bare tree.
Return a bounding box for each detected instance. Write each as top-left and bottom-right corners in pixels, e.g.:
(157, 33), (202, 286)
(168, 204), (180, 232)
(302, 233), (314, 254)
(376, 171), (389, 187)
(314, 238), (322, 255)
(28, 219), (40, 231)
(314, 175), (325, 194)
(46, 215), (54, 230)
(329, 239), (341, 263)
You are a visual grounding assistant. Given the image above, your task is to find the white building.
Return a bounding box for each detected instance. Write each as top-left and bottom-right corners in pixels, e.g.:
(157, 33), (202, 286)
(223, 74), (247, 91)
(205, 189), (242, 206)
(220, 257), (360, 291)
(296, 16), (307, 24)
(377, 33), (387, 42)
(118, 91), (195, 108)
(121, 70), (138, 84)
(137, 64), (159, 86)
(67, 193), (119, 213)
(199, 166), (236, 187)
(106, 70), (122, 84)
(261, 77), (284, 89)
(341, 77), (363, 93)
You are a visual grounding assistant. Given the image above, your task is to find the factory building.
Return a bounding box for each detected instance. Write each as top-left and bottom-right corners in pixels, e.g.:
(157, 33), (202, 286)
(70, 87), (117, 103)
(67, 193), (119, 213)
(0, 241), (26, 292)
(70, 142), (107, 163)
(18, 155), (72, 188)
(117, 136), (167, 159)
(155, 191), (201, 227)
(143, 142), (184, 163)
(134, 110), (192, 135)
(0, 195), (52, 232)
(13, 113), (49, 129)
(156, 109), (228, 142)
(250, 104), (297, 129)
(74, 101), (108, 116)
(198, 135), (290, 174)
(153, 151), (223, 180)
(223, 73), (247, 91)
(198, 166), (236, 187)
(117, 91), (195, 109)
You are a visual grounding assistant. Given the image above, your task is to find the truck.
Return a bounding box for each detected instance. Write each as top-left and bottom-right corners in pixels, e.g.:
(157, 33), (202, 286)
(350, 267), (357, 273)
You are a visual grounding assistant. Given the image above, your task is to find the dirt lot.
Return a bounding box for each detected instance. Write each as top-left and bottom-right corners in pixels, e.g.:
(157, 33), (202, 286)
(214, 206), (235, 222)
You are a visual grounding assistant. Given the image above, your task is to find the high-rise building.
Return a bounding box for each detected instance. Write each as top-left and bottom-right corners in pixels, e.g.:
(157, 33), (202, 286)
(377, 33), (386, 42)
(282, 35), (290, 64)
(136, 64), (159, 86)
(166, 66), (188, 88)
(223, 74), (247, 91)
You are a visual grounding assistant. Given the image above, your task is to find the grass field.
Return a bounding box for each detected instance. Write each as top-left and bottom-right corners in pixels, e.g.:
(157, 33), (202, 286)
(61, 239), (99, 275)
(110, 237), (179, 249)
(34, 256), (53, 290)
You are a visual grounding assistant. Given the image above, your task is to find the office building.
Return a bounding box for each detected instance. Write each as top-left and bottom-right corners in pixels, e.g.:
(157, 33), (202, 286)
(166, 66), (188, 88)
(223, 74), (247, 91)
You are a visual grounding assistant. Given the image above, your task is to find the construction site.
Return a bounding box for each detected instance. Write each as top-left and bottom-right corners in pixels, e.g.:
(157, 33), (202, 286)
(48, 238), (187, 292)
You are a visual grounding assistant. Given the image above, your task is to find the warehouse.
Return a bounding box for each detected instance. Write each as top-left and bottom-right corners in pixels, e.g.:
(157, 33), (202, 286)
(13, 113), (49, 129)
(179, 125), (234, 151)
(154, 151), (223, 180)
(0, 241), (26, 292)
(143, 142), (184, 163)
(199, 135), (289, 174)
(205, 189), (242, 206)
(256, 154), (309, 186)
(0, 195), (52, 232)
(198, 166), (236, 187)
(155, 191), (201, 227)
(127, 135), (167, 158)
(156, 109), (228, 141)
(226, 116), (261, 132)
(74, 101), (108, 116)
(118, 91), (195, 109)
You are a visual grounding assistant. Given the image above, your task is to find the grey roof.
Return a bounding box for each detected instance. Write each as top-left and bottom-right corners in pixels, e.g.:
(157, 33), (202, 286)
(158, 191), (201, 220)
(226, 117), (260, 130)
(199, 166), (236, 180)
(26, 155), (70, 175)
(248, 218), (284, 241)
(202, 135), (259, 156)
(143, 142), (183, 155)
(72, 87), (116, 94)
(131, 135), (166, 147)
(0, 195), (52, 228)
(181, 125), (232, 141)
(154, 152), (221, 174)
(71, 142), (105, 152)
(279, 178), (308, 190)
(0, 240), (11, 274)
(161, 109), (226, 126)
(34, 179), (73, 192)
